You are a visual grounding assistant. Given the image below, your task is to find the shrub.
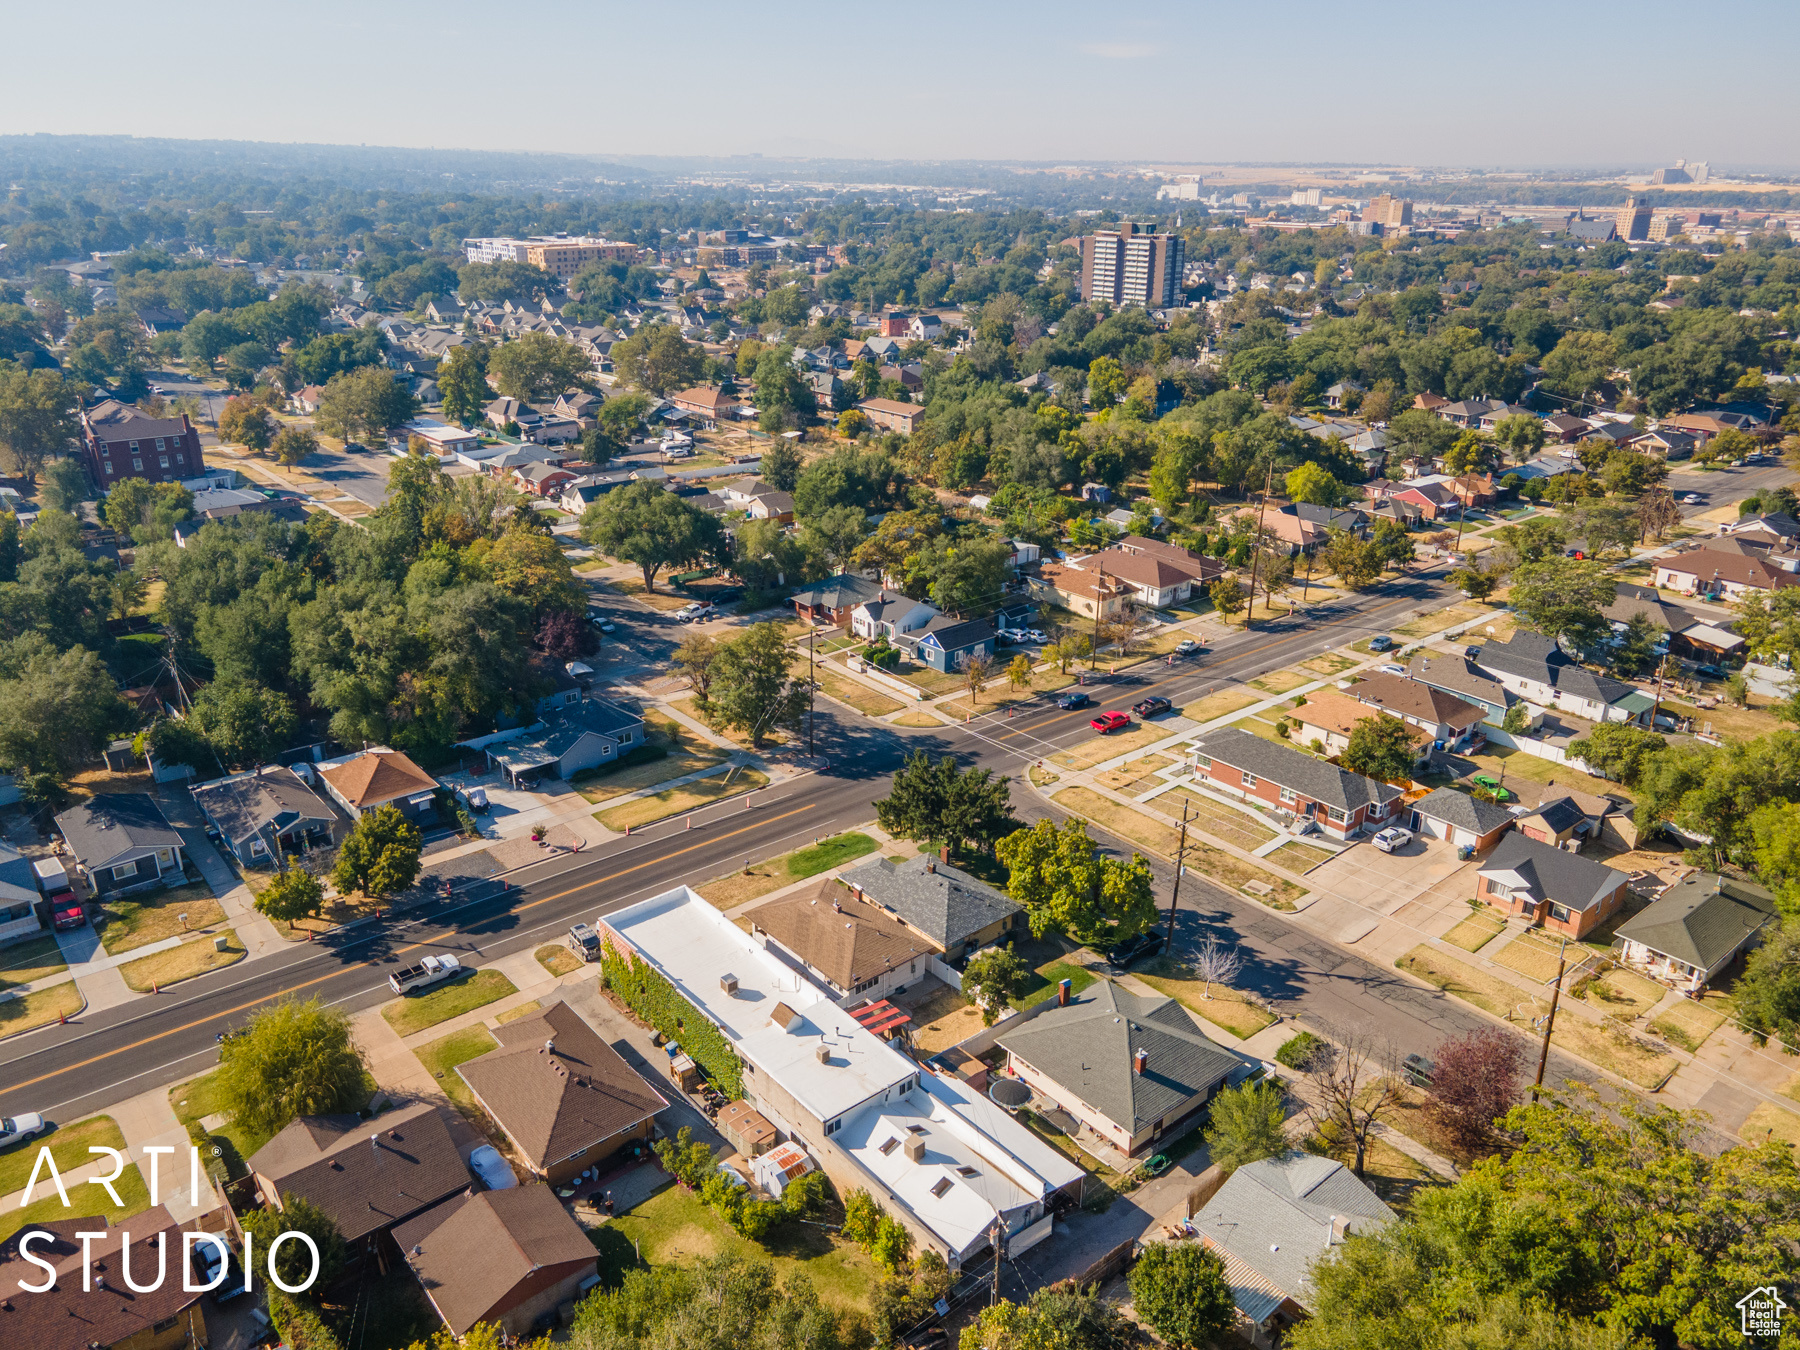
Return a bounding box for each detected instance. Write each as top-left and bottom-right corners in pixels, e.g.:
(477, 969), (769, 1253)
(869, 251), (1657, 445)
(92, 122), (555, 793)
(1276, 1031), (1327, 1070)
(602, 941), (743, 1097)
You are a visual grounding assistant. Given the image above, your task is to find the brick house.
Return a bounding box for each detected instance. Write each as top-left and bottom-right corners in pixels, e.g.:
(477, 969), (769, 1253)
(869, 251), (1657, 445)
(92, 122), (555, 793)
(81, 400), (202, 487)
(1474, 832), (1630, 939)
(1186, 728), (1404, 841)
(669, 386), (739, 426)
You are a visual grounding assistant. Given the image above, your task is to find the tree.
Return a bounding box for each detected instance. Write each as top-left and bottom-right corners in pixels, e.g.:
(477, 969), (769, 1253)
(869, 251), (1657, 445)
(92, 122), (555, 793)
(39, 457), (89, 512)
(579, 479), (723, 592)
(1209, 575), (1246, 623)
(836, 408), (870, 438)
(243, 1194), (347, 1293)
(437, 343), (491, 424)
(332, 805), (423, 898)
(673, 632), (721, 708)
(1202, 1078), (1290, 1177)
(1342, 714), (1419, 784)
(1304, 1030), (1402, 1178)
(0, 366), (81, 483)
(1087, 355), (1128, 409)
(995, 816), (1156, 945)
(1540, 331), (1617, 404)
(961, 1285), (1133, 1350)
(760, 439), (803, 491)
(1128, 1242), (1237, 1350)
(1570, 721), (1667, 785)
(1370, 517), (1414, 571)
(0, 642), (130, 797)
(797, 504), (868, 575)
(1564, 500), (1639, 558)
(1006, 654), (1034, 693)
(928, 536), (1012, 616)
(272, 424), (318, 468)
(1442, 429), (1494, 476)
(1286, 461), (1348, 507)
(217, 997), (369, 1138)
(217, 395), (276, 453)
(489, 333), (592, 402)
(963, 946), (1031, 1025)
(874, 750), (1013, 856)
(1450, 557), (1498, 600)
(1636, 488), (1681, 542)
(1192, 932), (1245, 998)
(1492, 412), (1547, 462)
(957, 650), (994, 705)
(611, 322), (704, 395)
(1320, 529), (1382, 590)
(1425, 1026), (1524, 1152)
(1736, 919), (1800, 1048)
(1508, 556), (1615, 649)
(186, 678), (298, 768)
(315, 366), (419, 443)
(706, 622), (808, 748)
(255, 863), (326, 922)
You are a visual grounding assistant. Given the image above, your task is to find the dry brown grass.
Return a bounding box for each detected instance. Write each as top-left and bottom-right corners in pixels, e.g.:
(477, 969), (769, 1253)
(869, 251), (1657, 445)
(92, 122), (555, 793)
(0, 980), (83, 1037)
(98, 883), (226, 956)
(1264, 841), (1335, 875)
(908, 985), (983, 1052)
(1248, 668), (1313, 695)
(1169, 789), (1279, 850)
(1093, 755), (1175, 796)
(576, 743), (727, 805)
(1441, 911), (1506, 952)
(1052, 722), (1177, 771)
(808, 664), (906, 717)
(535, 945), (583, 977)
(603, 576), (692, 612)
(1491, 934), (1568, 984)
(1136, 960), (1277, 1039)
(667, 697), (785, 750)
(892, 709), (950, 727)
(1181, 688), (1262, 724)
(594, 766), (771, 831)
(119, 932), (246, 992)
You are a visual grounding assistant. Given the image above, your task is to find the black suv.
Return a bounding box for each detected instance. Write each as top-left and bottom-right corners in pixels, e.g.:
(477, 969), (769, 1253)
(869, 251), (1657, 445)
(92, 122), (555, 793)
(1133, 696), (1172, 718)
(1107, 931), (1164, 969)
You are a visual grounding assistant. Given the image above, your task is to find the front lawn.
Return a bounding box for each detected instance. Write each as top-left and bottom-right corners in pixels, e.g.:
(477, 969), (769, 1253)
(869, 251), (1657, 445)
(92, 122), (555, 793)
(1052, 723), (1177, 771)
(0, 1114), (124, 1198)
(416, 1025), (500, 1120)
(594, 766), (770, 832)
(1440, 910), (1506, 953)
(1247, 668), (1313, 695)
(0, 935), (69, 991)
(1169, 788), (1279, 851)
(0, 1162), (149, 1244)
(696, 831), (878, 909)
(119, 931), (246, 992)
(98, 882), (226, 956)
(1180, 688), (1262, 724)
(536, 944), (583, 976)
(1137, 957), (1278, 1040)
(381, 968), (518, 1036)
(575, 742), (726, 805)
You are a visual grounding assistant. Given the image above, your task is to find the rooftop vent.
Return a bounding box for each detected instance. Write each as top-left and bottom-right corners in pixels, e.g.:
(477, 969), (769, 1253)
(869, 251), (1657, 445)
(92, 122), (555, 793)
(903, 1137), (926, 1163)
(814, 1044), (831, 1064)
(721, 974), (739, 995)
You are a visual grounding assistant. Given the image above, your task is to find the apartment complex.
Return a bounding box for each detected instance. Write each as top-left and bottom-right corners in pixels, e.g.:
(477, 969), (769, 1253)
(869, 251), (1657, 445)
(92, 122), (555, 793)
(1616, 198), (1654, 242)
(462, 235), (638, 276)
(1080, 223), (1185, 308)
(80, 398), (203, 487)
(1362, 195), (1413, 229)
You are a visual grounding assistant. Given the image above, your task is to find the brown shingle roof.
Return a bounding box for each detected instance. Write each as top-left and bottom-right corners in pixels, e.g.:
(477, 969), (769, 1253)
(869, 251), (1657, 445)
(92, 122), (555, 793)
(395, 1187), (597, 1336)
(247, 1102), (470, 1243)
(317, 748), (438, 809)
(0, 1209), (205, 1350)
(1293, 691), (1430, 746)
(1082, 548), (1197, 590)
(1348, 672), (1489, 730)
(1034, 561), (1126, 603)
(457, 1001), (665, 1171)
(749, 877), (940, 990)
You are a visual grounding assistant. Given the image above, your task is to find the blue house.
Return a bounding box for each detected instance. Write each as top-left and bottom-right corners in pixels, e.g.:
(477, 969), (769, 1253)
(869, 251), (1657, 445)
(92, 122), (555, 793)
(900, 615), (997, 674)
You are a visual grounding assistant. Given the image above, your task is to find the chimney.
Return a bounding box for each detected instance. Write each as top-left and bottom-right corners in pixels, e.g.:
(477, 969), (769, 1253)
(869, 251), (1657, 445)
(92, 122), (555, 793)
(832, 899), (842, 912)
(814, 1044), (831, 1065)
(903, 1137), (926, 1163)
(1134, 1049), (1148, 1075)
(545, 1039), (555, 1054)
(1329, 1215), (1350, 1244)
(925, 859), (935, 874)
(1058, 978), (1072, 1007)
(940, 846), (950, 864)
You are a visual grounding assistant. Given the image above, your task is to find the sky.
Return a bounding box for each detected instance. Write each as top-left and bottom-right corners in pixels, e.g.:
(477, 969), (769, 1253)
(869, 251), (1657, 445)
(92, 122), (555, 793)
(6, 0), (1797, 170)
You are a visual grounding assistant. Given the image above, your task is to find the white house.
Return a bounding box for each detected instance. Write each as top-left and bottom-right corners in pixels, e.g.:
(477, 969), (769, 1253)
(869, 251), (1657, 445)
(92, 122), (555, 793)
(851, 593), (939, 642)
(392, 418), (479, 459)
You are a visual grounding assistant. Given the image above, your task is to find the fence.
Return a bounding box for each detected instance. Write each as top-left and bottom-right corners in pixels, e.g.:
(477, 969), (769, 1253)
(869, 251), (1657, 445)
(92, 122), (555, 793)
(1481, 726), (1595, 776)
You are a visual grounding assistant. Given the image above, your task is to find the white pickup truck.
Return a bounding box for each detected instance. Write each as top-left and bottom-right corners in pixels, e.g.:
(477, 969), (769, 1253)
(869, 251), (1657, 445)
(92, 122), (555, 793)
(387, 953), (463, 995)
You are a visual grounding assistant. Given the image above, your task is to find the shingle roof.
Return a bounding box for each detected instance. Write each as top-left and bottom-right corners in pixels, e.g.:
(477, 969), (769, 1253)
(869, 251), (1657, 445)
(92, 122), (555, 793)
(910, 615), (995, 654)
(1603, 582), (1702, 633)
(1191, 1153), (1395, 1314)
(395, 1186), (597, 1336)
(317, 748), (438, 809)
(1477, 832), (1628, 914)
(1521, 796), (1587, 836)
(54, 793), (185, 871)
(1476, 632), (1636, 706)
(247, 1102), (470, 1243)
(792, 572), (886, 610)
(1189, 727), (1403, 812)
(844, 853), (1021, 949)
(191, 767), (336, 849)
(1083, 548), (1197, 590)
(1348, 672), (1488, 730)
(0, 1208), (206, 1350)
(1615, 873), (1777, 970)
(457, 1001), (665, 1170)
(750, 877), (941, 989)
(1407, 652), (1511, 711)
(490, 698), (644, 770)
(1293, 691), (1429, 747)
(1411, 786), (1515, 838)
(997, 981), (1240, 1135)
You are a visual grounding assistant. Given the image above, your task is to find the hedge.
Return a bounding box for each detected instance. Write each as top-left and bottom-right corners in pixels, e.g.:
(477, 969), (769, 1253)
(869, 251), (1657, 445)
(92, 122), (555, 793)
(268, 1293), (343, 1350)
(601, 941), (743, 1098)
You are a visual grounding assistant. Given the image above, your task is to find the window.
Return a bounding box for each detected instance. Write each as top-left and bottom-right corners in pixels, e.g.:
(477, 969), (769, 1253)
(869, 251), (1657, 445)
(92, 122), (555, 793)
(113, 860), (140, 880)
(159, 456), (170, 468)
(956, 1165), (978, 1176)
(155, 438), (165, 451)
(1549, 903), (1572, 924)
(100, 442), (110, 456)
(930, 1177), (954, 1197)
(104, 461), (114, 475)
(1327, 807), (1347, 823)
(153, 1317), (179, 1334)
(879, 1137), (900, 1155)
(1241, 771), (1257, 788)
(824, 1117), (841, 1136)
(132, 458), (143, 471)
(1193, 755), (1211, 770)
(907, 1124), (927, 1134)
(1279, 786), (1296, 803)
(176, 453), (184, 464)
(129, 441), (139, 452)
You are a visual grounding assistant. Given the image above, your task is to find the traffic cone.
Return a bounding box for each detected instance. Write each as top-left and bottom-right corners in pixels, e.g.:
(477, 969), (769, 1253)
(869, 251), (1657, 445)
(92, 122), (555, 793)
(686, 815), (692, 830)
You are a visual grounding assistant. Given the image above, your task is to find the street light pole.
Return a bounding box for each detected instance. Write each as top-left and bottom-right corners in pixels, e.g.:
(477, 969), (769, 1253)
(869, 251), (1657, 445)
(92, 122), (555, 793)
(808, 627), (816, 756)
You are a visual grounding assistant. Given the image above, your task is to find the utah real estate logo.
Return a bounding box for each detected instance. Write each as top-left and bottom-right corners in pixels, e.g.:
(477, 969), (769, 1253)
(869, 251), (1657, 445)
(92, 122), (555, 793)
(1737, 1287), (1787, 1340)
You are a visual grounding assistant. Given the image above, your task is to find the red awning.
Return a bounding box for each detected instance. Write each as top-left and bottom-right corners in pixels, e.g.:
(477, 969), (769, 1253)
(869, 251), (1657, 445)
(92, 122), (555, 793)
(849, 1000), (912, 1037)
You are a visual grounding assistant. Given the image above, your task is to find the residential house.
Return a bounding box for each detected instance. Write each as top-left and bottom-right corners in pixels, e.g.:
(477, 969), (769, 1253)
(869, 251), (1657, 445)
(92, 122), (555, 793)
(1654, 541), (1800, 600)
(851, 593), (939, 642)
(1078, 546), (1200, 608)
(1615, 873), (1777, 993)
(1474, 632), (1654, 725)
(313, 747), (440, 820)
(1390, 480), (1460, 522)
(189, 487), (279, 521)
(669, 386), (739, 426)
(457, 1000), (665, 1182)
(862, 334), (903, 362)
(191, 766), (338, 867)
(555, 390), (602, 423)
(1408, 786), (1515, 852)
(909, 314), (943, 341)
(1504, 454), (1582, 483)
(720, 477), (795, 522)
(513, 461), (579, 498)
(1347, 672), (1489, 748)
(792, 572), (886, 625)
(1412, 392), (1451, 414)
(805, 371), (843, 407)
(1661, 411), (1765, 442)
(484, 396), (540, 432)
(1406, 651), (1519, 726)
(896, 615), (997, 674)
(1603, 583), (1744, 662)
(1474, 832), (1630, 939)
(80, 400), (202, 487)
(878, 311), (911, 337)
(878, 363), (925, 393)
(469, 698), (645, 786)
(1188, 1153), (1396, 1347)
(1323, 379), (1364, 409)
(1627, 427), (1698, 460)
(1024, 562), (1128, 621)
(1436, 397), (1511, 428)
(0, 841), (45, 947)
(396, 1187), (599, 1341)
(1446, 473), (1498, 508)
(1289, 690), (1432, 765)
(1721, 512), (1800, 546)
(1186, 727), (1405, 840)
(292, 384), (327, 415)
(843, 852), (1026, 958)
(395, 419), (479, 458)
(1580, 420), (1639, 449)
(0, 1209), (214, 1350)
(749, 876), (942, 1003)
(1113, 535), (1225, 586)
(559, 471), (632, 514)
(1542, 413), (1589, 443)
(54, 794), (187, 897)
(997, 980), (1242, 1157)
(857, 398), (926, 435)
(247, 1101), (471, 1247)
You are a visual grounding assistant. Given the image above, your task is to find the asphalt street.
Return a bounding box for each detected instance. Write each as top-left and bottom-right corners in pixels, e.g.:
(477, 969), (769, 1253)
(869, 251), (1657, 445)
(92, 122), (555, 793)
(1666, 458), (1792, 518)
(0, 566), (1473, 1125)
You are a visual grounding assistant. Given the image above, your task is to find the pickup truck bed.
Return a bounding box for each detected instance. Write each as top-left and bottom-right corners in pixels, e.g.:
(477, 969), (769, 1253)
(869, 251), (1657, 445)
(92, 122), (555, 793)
(388, 953), (464, 994)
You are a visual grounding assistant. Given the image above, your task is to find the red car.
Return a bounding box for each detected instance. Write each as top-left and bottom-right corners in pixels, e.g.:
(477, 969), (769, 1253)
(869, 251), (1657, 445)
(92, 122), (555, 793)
(49, 891), (85, 931)
(1089, 711), (1131, 734)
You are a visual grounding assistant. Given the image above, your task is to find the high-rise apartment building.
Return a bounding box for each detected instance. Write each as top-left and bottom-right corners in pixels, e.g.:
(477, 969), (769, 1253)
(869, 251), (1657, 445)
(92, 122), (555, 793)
(1361, 195), (1413, 228)
(1616, 197), (1653, 242)
(462, 235), (638, 276)
(1647, 214), (1686, 242)
(1080, 224), (1186, 309)
(1290, 188), (1324, 207)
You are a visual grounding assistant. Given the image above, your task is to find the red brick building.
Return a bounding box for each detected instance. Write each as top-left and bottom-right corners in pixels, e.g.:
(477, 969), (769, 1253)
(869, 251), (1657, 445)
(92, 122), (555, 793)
(1185, 727), (1404, 841)
(1475, 832), (1630, 939)
(81, 399), (201, 488)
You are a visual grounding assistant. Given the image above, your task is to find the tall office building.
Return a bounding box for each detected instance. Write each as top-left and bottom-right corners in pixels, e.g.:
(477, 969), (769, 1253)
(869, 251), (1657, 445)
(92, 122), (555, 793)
(1080, 223), (1186, 309)
(1616, 197), (1653, 242)
(1290, 188), (1324, 207)
(1361, 195), (1413, 228)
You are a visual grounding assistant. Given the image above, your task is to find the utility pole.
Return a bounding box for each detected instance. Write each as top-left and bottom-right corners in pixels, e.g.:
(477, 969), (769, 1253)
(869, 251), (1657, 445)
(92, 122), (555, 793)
(1245, 464), (1273, 624)
(990, 1218), (1005, 1306)
(1648, 652), (1671, 732)
(808, 626), (817, 756)
(1532, 937), (1568, 1101)
(1164, 796), (1194, 949)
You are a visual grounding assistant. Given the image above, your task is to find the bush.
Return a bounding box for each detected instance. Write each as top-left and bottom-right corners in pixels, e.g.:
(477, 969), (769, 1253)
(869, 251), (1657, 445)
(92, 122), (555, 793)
(602, 941), (743, 1097)
(1276, 1031), (1327, 1070)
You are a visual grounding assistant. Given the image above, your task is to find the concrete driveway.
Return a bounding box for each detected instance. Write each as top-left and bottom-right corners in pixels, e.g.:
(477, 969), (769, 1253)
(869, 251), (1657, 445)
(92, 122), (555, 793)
(1304, 832), (1476, 936)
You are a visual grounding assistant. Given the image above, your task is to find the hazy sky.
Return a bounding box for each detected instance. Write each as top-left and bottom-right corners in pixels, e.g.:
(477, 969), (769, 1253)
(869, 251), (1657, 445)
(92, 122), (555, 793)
(7, 0), (1795, 168)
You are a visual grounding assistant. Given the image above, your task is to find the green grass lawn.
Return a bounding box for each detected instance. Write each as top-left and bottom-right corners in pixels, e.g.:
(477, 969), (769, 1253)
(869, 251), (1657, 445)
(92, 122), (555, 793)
(381, 969), (518, 1036)
(0, 1114), (124, 1198)
(0, 934), (69, 991)
(0, 1162), (149, 1244)
(611, 1182), (880, 1309)
(168, 1070), (274, 1180)
(415, 1025), (500, 1119)
(697, 831), (881, 908)
(1019, 959), (1098, 1003)
(785, 832), (880, 879)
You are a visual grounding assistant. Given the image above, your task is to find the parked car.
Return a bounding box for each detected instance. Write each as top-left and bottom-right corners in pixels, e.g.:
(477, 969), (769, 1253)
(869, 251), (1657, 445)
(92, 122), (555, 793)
(50, 894), (85, 930)
(1471, 774), (1511, 802)
(468, 1144), (517, 1191)
(0, 1111), (47, 1149)
(1680, 494), (1702, 505)
(1463, 645), (1481, 659)
(342, 441), (366, 454)
(1107, 931), (1164, 969)
(675, 602), (717, 623)
(1133, 696), (1173, 718)
(1373, 826), (1413, 854)
(1368, 635), (1394, 652)
(1402, 1053), (1435, 1087)
(1175, 638), (1200, 657)
(189, 1237), (251, 1304)
(568, 923), (600, 962)
(1089, 711), (1131, 734)
(1058, 691), (1092, 710)
(587, 609), (616, 632)
(1692, 663), (1725, 680)
(388, 953), (464, 995)
(1379, 663), (1406, 676)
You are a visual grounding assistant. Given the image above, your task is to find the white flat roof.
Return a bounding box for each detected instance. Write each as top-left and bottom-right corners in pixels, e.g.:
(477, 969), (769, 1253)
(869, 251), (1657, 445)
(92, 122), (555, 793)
(736, 998), (917, 1124)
